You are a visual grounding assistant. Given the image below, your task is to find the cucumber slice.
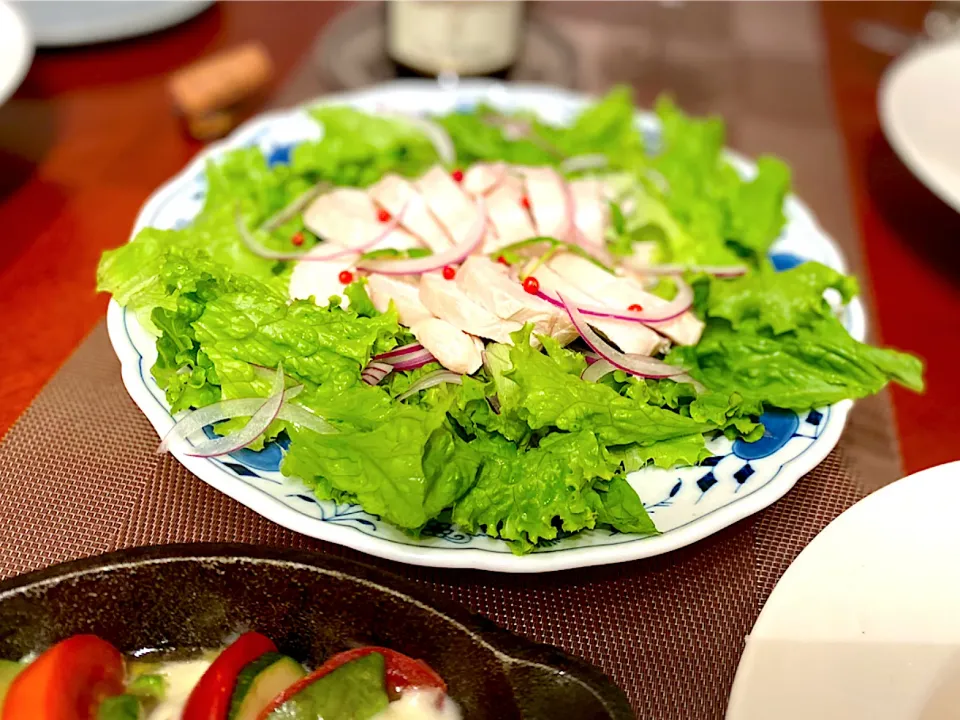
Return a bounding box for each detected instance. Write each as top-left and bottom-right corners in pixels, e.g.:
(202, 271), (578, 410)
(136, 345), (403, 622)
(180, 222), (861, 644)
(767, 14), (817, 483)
(229, 652), (305, 720)
(267, 653), (389, 720)
(0, 660), (22, 708)
(127, 673), (166, 700)
(96, 694), (142, 720)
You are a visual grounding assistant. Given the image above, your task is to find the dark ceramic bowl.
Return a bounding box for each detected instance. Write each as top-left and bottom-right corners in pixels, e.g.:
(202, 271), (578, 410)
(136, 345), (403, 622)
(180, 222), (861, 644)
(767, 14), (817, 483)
(0, 544), (633, 719)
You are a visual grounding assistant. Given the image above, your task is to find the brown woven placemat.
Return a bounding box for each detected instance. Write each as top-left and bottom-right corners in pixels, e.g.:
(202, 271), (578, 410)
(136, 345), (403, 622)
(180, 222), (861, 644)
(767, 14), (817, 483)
(0, 4), (903, 719)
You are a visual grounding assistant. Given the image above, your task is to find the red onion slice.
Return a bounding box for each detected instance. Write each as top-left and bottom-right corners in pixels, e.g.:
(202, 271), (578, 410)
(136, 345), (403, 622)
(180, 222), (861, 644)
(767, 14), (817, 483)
(390, 348), (437, 372)
(358, 198), (486, 276)
(397, 370), (464, 401)
(396, 370), (464, 401)
(361, 361), (394, 386)
(184, 365), (288, 458)
(277, 404), (336, 434)
(636, 264), (748, 278)
(157, 384), (303, 455)
(535, 279), (693, 324)
(236, 202), (408, 263)
(581, 358), (616, 382)
(260, 182), (330, 233)
(560, 154), (609, 174)
(371, 344), (436, 372)
(373, 342), (424, 361)
(672, 373), (706, 393)
(377, 110), (456, 166)
(558, 293), (685, 379)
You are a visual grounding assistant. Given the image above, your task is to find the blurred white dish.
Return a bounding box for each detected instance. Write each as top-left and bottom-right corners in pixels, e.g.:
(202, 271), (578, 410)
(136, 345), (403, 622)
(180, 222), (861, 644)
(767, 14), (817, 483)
(15, 0), (213, 47)
(880, 40), (960, 213)
(727, 460), (960, 720)
(0, 0), (32, 105)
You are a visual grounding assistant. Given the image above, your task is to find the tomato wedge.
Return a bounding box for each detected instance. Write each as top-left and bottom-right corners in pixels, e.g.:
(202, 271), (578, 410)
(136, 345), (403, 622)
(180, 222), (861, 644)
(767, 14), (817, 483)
(183, 631), (276, 720)
(2, 634), (125, 720)
(256, 647), (445, 719)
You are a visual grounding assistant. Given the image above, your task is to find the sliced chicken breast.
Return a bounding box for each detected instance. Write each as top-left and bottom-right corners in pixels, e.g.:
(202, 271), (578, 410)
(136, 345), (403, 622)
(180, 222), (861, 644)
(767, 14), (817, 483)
(302, 188), (423, 252)
(288, 255), (357, 309)
(519, 167), (569, 239)
(461, 163), (505, 196)
(569, 178), (607, 247)
(367, 274), (433, 326)
(534, 266), (669, 357)
(456, 256), (577, 346)
(409, 318), (483, 375)
(415, 165), (481, 245)
(419, 272), (521, 344)
(367, 274), (483, 374)
(484, 176), (537, 251)
(368, 174), (453, 253)
(548, 253), (704, 346)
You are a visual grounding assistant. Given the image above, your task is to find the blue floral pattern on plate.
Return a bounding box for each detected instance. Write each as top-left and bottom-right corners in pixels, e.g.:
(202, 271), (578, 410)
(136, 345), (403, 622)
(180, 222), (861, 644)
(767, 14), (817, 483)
(107, 82), (865, 571)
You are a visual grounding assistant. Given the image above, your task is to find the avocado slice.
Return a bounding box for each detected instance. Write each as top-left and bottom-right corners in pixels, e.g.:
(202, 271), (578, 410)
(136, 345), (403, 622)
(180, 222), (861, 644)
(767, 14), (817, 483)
(265, 652), (389, 720)
(0, 660), (22, 709)
(229, 652), (306, 720)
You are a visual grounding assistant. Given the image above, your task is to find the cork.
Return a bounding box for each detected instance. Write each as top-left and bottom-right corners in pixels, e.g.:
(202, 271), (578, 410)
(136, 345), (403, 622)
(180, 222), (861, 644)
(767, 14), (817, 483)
(186, 111), (236, 141)
(169, 42), (273, 119)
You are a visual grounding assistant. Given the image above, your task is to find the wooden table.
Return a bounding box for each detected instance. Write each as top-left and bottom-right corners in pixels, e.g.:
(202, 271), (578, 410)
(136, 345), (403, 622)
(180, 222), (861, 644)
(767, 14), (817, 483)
(1, 1), (957, 477)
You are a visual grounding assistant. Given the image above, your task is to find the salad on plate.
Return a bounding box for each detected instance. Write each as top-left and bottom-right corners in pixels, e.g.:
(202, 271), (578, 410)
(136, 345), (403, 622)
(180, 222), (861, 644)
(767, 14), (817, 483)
(97, 87), (924, 555)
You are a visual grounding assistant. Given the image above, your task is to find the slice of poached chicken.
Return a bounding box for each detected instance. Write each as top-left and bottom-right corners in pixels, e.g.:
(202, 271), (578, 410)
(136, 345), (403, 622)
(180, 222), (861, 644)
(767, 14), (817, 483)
(302, 188), (422, 251)
(414, 165), (482, 244)
(367, 274), (483, 375)
(568, 178), (608, 247)
(548, 253), (704, 346)
(456, 256), (577, 346)
(484, 174), (537, 252)
(519, 167), (569, 240)
(419, 272), (521, 344)
(461, 162), (505, 196)
(368, 173), (453, 253)
(289, 255), (358, 310)
(533, 265), (669, 356)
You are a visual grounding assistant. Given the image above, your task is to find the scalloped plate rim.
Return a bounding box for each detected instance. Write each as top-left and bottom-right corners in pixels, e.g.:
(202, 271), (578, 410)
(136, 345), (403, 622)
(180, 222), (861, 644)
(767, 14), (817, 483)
(106, 80), (864, 573)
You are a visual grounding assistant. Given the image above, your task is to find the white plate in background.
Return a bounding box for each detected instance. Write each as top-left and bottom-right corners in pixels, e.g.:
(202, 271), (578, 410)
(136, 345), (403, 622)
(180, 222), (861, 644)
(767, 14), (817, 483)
(880, 40), (960, 213)
(0, 0), (33, 105)
(14, 0), (213, 47)
(727, 461), (960, 720)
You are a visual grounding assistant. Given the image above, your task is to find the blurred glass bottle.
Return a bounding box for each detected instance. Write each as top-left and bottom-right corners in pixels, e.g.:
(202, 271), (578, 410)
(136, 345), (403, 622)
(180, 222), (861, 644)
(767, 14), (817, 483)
(386, 0), (525, 80)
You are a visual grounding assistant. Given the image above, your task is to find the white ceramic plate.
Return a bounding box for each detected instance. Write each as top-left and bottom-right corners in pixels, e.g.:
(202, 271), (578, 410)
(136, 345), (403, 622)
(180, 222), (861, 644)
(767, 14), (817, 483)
(0, 0), (33, 106)
(879, 40), (960, 213)
(14, 0), (212, 47)
(727, 461), (960, 720)
(106, 81), (866, 573)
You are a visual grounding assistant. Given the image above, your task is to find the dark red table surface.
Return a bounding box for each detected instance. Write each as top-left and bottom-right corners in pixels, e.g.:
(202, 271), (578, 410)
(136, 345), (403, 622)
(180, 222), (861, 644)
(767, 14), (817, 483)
(1, 1), (957, 477)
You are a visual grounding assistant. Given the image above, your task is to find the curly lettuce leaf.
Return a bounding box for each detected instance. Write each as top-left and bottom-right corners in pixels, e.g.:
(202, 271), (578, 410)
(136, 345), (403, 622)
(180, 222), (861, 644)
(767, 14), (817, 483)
(611, 435), (712, 472)
(192, 291), (400, 394)
(594, 475), (658, 535)
(451, 431), (617, 553)
(283, 388), (480, 529)
(706, 261), (859, 335)
(499, 327), (716, 445)
(437, 85), (646, 171)
(293, 106), (440, 186)
(618, 97), (790, 267)
(669, 314), (924, 411)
